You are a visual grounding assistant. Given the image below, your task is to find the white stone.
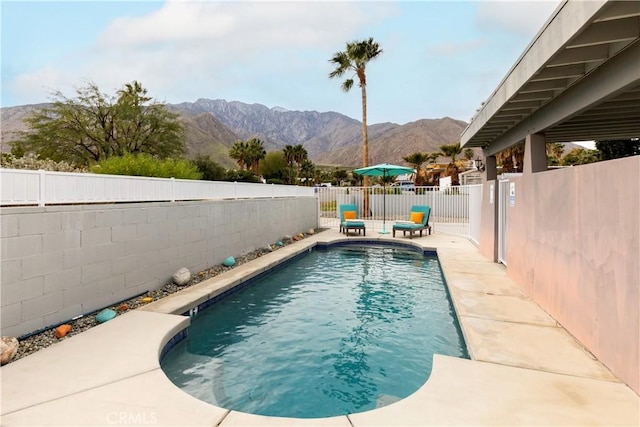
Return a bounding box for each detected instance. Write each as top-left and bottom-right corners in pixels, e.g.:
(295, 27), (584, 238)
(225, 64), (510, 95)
(1, 336), (19, 365)
(172, 267), (191, 286)
(307, 228), (315, 235)
(283, 234), (292, 242)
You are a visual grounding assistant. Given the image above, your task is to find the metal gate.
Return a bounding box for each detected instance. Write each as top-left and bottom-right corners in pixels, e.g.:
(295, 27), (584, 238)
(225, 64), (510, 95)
(498, 179), (509, 265)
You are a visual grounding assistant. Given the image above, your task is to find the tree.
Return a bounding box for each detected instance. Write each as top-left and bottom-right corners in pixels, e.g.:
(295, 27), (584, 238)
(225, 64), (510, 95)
(333, 168), (348, 186)
(546, 142), (565, 166)
(463, 148), (474, 161)
(562, 147), (600, 166)
(329, 37), (383, 213)
(259, 151), (289, 182)
(18, 81), (184, 166)
(229, 141), (250, 170)
(439, 142), (463, 185)
(192, 155), (227, 181)
(496, 143), (525, 173)
(245, 138), (266, 175)
(402, 152), (429, 185)
(596, 139), (640, 160)
(282, 144), (296, 184)
(300, 160), (315, 185)
(229, 138), (265, 174)
(292, 144), (308, 179)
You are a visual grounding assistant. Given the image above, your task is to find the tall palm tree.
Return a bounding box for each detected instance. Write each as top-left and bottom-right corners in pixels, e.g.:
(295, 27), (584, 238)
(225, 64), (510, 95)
(440, 142), (463, 185)
(402, 152), (429, 186)
(329, 37), (383, 214)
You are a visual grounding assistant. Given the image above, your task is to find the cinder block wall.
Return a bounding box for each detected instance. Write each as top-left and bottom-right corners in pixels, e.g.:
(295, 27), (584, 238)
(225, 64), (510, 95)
(1, 197), (318, 337)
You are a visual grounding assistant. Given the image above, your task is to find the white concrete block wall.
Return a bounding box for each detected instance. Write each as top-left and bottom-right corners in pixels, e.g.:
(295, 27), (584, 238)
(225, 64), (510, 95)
(0, 197), (318, 337)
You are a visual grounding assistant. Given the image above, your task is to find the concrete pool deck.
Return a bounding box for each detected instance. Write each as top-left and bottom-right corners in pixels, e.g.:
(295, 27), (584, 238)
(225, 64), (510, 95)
(2, 229), (638, 426)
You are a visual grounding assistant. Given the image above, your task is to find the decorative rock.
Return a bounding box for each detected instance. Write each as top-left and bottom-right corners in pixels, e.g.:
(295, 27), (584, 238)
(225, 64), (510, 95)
(264, 245), (273, 252)
(307, 228), (315, 235)
(283, 235), (292, 242)
(276, 241), (283, 247)
(96, 308), (117, 323)
(298, 233), (304, 238)
(1, 336), (19, 365)
(117, 303), (129, 311)
(140, 297), (153, 303)
(55, 324), (72, 339)
(172, 267), (191, 286)
(292, 236), (299, 241)
(223, 256), (236, 267)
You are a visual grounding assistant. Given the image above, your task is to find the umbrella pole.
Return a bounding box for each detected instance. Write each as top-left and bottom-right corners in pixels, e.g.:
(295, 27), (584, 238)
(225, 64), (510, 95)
(379, 174), (390, 234)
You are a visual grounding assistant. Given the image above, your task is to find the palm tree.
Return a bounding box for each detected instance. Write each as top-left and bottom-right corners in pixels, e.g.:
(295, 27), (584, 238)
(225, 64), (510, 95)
(283, 144), (296, 184)
(329, 37), (383, 214)
(300, 160), (315, 186)
(229, 141), (249, 170)
(292, 144), (308, 179)
(402, 152), (429, 186)
(229, 138), (265, 174)
(245, 138), (266, 175)
(440, 142), (463, 185)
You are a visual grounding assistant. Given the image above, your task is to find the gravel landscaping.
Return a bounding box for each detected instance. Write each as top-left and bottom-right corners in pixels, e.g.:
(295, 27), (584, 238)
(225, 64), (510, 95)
(11, 229), (323, 363)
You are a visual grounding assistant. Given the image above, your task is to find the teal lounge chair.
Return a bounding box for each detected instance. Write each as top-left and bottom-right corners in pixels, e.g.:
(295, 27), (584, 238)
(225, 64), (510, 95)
(339, 204), (366, 236)
(392, 205), (431, 239)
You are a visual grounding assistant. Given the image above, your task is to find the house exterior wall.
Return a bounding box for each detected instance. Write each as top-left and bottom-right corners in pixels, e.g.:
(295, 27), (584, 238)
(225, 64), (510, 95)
(1, 197), (318, 338)
(505, 156), (639, 394)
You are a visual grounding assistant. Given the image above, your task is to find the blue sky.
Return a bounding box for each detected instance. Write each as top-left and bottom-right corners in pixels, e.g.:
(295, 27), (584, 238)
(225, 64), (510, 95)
(1, 0), (562, 126)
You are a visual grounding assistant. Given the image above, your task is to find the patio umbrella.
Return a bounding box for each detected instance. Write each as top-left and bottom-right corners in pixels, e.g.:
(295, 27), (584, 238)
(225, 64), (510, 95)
(353, 163), (415, 234)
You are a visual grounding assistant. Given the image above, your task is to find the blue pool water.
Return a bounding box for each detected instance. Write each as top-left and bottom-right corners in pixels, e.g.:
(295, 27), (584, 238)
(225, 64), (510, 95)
(161, 245), (468, 418)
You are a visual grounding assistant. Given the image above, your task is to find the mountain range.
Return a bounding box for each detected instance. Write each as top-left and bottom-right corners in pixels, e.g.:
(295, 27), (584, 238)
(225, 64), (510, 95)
(1, 99), (469, 168)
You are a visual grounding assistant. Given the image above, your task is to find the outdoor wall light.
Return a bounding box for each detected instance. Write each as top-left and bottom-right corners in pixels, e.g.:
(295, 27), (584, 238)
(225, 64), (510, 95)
(474, 158), (485, 171)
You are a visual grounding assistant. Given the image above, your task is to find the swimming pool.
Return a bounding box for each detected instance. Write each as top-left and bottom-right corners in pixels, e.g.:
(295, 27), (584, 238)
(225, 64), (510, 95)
(161, 244), (468, 418)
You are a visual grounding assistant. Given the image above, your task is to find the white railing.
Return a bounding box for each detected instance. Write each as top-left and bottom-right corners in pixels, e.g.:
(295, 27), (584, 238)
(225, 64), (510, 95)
(0, 168), (314, 206)
(317, 185), (483, 237)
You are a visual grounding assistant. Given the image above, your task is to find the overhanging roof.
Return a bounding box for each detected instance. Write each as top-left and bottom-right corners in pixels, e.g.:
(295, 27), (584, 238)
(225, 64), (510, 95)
(461, 0), (640, 156)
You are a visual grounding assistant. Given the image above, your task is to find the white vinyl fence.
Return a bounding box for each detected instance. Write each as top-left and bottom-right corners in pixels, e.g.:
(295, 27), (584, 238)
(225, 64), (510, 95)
(317, 185), (483, 237)
(0, 168), (314, 206)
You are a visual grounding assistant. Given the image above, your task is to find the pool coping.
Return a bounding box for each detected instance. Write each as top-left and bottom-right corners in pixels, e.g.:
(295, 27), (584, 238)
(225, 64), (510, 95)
(1, 230), (638, 426)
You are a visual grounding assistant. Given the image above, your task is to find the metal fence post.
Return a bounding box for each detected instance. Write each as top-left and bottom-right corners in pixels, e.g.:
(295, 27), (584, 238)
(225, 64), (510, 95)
(171, 177), (175, 202)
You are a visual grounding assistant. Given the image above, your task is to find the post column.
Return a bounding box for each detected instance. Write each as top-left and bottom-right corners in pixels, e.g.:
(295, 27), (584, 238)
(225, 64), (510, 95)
(480, 154), (499, 261)
(524, 133), (547, 174)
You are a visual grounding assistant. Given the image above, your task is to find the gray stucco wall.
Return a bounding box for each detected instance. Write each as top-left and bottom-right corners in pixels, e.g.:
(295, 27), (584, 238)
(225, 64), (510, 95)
(1, 197), (318, 337)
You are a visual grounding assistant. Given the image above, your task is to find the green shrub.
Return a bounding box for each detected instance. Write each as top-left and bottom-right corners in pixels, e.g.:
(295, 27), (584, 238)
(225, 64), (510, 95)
(0, 153), (86, 172)
(90, 153), (202, 179)
(266, 178), (285, 185)
(192, 155), (227, 181)
(225, 169), (262, 183)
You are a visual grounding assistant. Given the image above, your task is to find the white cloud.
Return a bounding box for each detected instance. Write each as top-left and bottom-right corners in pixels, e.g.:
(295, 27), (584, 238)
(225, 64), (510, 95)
(10, 65), (78, 103)
(7, 1), (398, 106)
(476, 1), (562, 37)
